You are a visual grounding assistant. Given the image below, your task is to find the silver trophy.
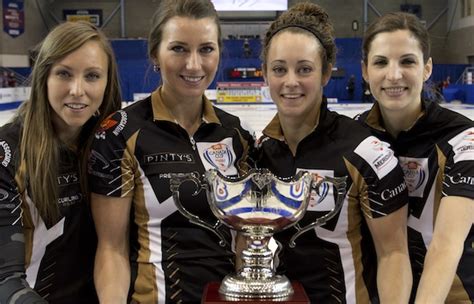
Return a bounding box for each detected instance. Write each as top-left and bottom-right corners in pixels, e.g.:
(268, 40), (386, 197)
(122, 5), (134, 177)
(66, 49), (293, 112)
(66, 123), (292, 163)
(170, 169), (347, 299)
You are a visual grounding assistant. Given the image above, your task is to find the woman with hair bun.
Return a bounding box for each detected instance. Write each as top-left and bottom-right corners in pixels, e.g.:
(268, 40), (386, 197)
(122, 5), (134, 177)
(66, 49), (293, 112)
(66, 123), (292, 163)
(257, 3), (412, 302)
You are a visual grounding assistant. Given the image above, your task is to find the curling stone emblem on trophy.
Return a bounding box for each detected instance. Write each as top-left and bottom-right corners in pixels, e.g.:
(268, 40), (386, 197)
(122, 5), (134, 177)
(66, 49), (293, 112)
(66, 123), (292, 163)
(170, 168), (347, 300)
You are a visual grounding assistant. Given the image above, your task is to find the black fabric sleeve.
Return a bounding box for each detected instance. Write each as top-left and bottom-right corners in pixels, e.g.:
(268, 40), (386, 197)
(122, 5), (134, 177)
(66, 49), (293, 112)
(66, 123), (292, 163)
(0, 163), (45, 303)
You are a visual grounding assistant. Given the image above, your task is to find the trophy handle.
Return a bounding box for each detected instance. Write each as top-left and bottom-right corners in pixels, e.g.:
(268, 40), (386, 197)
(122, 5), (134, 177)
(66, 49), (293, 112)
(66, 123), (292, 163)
(288, 176), (348, 248)
(170, 173), (228, 247)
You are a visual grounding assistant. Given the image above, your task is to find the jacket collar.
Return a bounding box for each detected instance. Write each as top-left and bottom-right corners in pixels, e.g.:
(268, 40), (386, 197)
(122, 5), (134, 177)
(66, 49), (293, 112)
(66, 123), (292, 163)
(365, 99), (430, 133)
(262, 97), (330, 141)
(151, 86), (221, 124)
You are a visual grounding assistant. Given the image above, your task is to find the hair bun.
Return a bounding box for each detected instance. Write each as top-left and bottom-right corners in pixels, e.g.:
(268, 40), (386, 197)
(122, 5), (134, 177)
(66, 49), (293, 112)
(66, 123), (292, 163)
(261, 2), (336, 67)
(289, 2), (329, 24)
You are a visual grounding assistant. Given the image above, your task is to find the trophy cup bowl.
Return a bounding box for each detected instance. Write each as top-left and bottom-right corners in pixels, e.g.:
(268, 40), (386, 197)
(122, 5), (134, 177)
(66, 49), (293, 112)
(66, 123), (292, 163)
(170, 169), (347, 300)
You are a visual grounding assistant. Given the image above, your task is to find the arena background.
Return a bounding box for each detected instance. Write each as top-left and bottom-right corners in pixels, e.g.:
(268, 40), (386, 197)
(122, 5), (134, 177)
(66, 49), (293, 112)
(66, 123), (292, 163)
(1, 0), (473, 133)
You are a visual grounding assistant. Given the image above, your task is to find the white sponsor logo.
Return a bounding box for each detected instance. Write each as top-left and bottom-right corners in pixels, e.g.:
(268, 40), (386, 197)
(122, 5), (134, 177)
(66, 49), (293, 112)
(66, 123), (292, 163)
(113, 110), (128, 136)
(446, 173), (474, 186)
(159, 171), (200, 180)
(57, 172), (79, 185)
(448, 127), (474, 163)
(354, 136), (398, 179)
(145, 153), (194, 164)
(197, 138), (238, 175)
(399, 157), (429, 198)
(381, 182), (407, 200)
(58, 194), (82, 207)
(0, 140), (12, 167)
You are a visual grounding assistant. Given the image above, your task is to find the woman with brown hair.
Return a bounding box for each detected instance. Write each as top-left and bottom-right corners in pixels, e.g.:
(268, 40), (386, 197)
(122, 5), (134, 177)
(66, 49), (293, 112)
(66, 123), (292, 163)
(359, 12), (473, 303)
(88, 0), (253, 303)
(257, 3), (412, 303)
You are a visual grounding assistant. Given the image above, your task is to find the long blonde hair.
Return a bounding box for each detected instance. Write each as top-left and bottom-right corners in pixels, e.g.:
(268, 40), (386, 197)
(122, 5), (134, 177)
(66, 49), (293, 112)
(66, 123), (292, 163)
(16, 21), (121, 224)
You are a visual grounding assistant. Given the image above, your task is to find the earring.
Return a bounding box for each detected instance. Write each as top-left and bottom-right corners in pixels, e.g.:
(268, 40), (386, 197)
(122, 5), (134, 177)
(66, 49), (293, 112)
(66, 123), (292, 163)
(153, 64), (160, 73)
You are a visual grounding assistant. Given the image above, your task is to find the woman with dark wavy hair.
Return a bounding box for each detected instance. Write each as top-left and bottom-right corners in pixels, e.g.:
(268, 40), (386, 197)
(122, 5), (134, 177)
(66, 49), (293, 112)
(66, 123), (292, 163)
(257, 3), (412, 303)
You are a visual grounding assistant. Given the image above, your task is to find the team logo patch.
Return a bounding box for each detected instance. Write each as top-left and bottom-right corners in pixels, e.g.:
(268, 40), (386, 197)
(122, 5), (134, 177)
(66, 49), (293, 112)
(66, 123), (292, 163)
(448, 127), (474, 163)
(399, 157), (429, 198)
(297, 168), (335, 211)
(204, 143), (234, 172)
(0, 140), (12, 167)
(196, 138), (238, 175)
(354, 136), (398, 180)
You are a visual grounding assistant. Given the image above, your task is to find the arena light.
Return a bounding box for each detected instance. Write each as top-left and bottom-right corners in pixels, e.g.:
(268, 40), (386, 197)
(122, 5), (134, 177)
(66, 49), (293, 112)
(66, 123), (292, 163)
(211, 0), (287, 11)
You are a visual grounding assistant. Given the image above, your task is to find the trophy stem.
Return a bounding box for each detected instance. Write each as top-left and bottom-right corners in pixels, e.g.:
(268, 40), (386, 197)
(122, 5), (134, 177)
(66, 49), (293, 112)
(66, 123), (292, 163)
(218, 227), (294, 299)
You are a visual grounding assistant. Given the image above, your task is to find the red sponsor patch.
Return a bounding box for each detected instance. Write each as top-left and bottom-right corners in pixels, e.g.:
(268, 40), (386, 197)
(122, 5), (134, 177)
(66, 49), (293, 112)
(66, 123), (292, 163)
(99, 117), (119, 131)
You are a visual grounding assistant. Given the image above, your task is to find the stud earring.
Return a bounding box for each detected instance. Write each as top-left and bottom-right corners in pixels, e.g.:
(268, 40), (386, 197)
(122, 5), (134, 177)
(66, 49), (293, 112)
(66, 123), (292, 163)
(153, 64), (160, 73)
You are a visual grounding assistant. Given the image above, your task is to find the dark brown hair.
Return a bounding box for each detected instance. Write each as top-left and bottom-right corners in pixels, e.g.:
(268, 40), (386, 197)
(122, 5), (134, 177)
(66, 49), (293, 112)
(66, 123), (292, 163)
(261, 2), (336, 75)
(362, 12), (431, 64)
(148, 0), (222, 61)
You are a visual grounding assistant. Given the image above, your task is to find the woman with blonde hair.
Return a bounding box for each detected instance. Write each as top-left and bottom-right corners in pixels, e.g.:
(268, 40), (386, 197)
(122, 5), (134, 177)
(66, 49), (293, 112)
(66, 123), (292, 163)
(0, 21), (121, 303)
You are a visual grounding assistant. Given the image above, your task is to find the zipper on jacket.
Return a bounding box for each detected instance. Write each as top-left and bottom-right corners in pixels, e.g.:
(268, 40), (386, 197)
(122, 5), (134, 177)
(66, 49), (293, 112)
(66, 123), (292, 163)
(190, 136), (197, 150)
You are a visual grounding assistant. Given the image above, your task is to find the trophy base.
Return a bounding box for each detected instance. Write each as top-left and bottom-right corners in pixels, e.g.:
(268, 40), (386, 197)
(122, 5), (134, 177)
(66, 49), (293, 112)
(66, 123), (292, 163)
(202, 281), (310, 303)
(220, 273), (293, 299)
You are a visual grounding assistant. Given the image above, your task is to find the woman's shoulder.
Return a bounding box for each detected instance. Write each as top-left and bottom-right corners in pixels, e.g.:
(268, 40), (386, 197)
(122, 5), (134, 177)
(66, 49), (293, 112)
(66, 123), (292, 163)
(424, 102), (474, 140)
(0, 120), (21, 172)
(429, 102), (473, 125)
(327, 110), (373, 140)
(213, 106), (254, 137)
(213, 106), (242, 126)
(121, 96), (154, 121)
(0, 119), (21, 149)
(94, 97), (154, 141)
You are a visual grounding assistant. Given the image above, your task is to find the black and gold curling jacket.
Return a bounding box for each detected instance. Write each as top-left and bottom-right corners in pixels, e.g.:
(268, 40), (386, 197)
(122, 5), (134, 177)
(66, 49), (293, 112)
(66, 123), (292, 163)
(88, 87), (254, 304)
(0, 119), (97, 304)
(257, 100), (408, 303)
(358, 100), (474, 303)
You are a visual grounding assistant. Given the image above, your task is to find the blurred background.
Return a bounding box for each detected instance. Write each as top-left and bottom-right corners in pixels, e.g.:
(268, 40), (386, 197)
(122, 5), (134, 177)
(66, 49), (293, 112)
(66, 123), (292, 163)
(1, 0), (473, 132)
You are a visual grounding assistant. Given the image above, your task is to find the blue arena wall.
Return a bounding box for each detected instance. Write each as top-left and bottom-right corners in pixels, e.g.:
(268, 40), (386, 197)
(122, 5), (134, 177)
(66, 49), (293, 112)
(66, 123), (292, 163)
(8, 38), (471, 103)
